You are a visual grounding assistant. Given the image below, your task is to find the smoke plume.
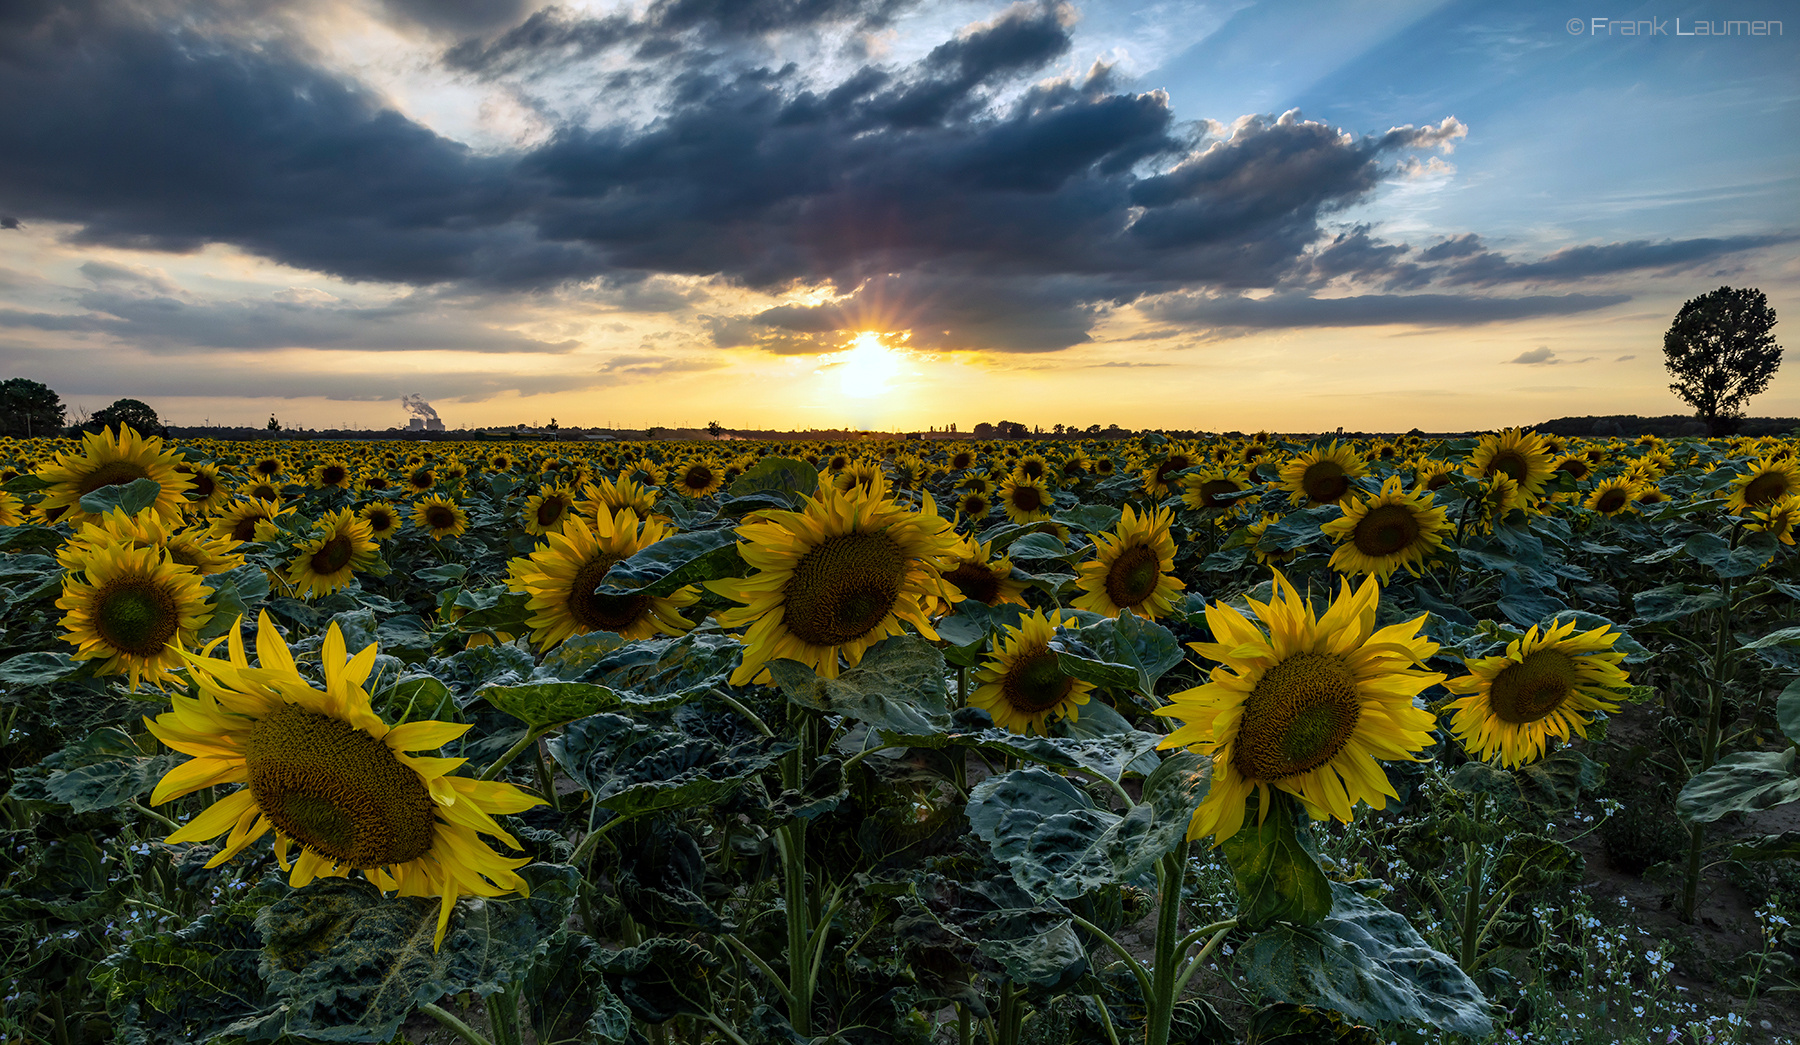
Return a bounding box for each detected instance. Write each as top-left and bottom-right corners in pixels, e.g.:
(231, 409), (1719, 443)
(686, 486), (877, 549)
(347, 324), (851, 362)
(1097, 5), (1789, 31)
(401, 394), (439, 420)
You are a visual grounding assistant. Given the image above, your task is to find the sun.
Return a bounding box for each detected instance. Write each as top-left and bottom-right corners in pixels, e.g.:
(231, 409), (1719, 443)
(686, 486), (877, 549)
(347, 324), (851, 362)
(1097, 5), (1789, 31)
(824, 331), (904, 399)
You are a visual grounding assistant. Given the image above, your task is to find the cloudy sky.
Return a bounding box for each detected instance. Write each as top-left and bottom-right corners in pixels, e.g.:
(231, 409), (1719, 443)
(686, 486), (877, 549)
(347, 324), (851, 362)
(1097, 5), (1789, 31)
(1, 0), (1795, 432)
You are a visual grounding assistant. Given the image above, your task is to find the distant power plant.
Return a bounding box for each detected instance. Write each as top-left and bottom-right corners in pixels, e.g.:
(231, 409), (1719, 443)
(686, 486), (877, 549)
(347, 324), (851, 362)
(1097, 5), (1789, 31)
(406, 416), (445, 431)
(402, 394), (443, 431)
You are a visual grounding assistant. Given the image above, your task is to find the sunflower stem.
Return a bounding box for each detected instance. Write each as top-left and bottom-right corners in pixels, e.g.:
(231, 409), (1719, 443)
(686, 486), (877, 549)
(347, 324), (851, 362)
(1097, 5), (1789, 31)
(1459, 791), (1488, 971)
(1684, 561), (1736, 922)
(712, 690), (774, 738)
(776, 822), (814, 1036)
(419, 1002), (496, 1045)
(1145, 847), (1188, 1045)
(129, 799), (181, 831)
(480, 726), (546, 782)
(532, 736), (560, 811)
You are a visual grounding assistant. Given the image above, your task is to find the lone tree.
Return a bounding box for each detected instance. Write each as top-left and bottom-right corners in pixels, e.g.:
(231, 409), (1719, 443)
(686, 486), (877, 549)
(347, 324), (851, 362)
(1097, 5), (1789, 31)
(86, 398), (164, 436)
(1663, 286), (1781, 436)
(0, 377), (65, 437)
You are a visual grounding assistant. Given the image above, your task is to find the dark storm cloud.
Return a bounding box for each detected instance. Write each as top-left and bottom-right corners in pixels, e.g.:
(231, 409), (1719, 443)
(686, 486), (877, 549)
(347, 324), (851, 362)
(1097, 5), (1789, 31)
(0, 1), (1777, 362)
(378, 0), (532, 36)
(1143, 291), (1631, 331)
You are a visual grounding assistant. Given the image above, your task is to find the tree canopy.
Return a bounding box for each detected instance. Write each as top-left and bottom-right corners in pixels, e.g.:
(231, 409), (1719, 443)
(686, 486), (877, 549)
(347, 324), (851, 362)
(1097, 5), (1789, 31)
(0, 377), (65, 437)
(87, 398), (165, 437)
(1663, 286), (1782, 436)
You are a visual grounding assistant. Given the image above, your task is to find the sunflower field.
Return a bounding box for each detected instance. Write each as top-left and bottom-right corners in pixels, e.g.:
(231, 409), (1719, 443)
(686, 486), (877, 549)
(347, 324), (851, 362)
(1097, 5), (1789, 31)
(5, 423), (1800, 1045)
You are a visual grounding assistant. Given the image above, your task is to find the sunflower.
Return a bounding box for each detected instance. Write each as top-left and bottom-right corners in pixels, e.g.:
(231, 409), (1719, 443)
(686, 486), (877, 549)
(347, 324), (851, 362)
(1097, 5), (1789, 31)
(57, 506), (169, 573)
(968, 610), (1095, 735)
(1633, 485), (1671, 507)
(311, 459), (355, 490)
(625, 460), (667, 489)
(58, 541), (212, 688)
(947, 447), (978, 472)
(176, 462), (230, 514)
(1467, 428), (1555, 499)
(831, 460), (883, 495)
(1726, 457), (1800, 513)
(583, 476), (659, 520)
(507, 510), (700, 649)
(1071, 504), (1184, 620)
(210, 497), (293, 542)
(1014, 454), (1052, 483)
(1551, 454), (1592, 482)
(1444, 618), (1627, 768)
(405, 467), (437, 495)
(1180, 466), (1253, 511)
(955, 491), (992, 523)
(487, 453), (514, 472)
(147, 612), (542, 951)
(1320, 477), (1449, 581)
(359, 502), (403, 541)
(709, 474), (959, 685)
(412, 495), (468, 541)
(1056, 450), (1092, 485)
(960, 474), (994, 496)
(1154, 571), (1442, 844)
(1413, 458), (1456, 493)
(1140, 449), (1196, 498)
(522, 484), (578, 537)
(1465, 474), (1524, 535)
(1246, 514), (1297, 565)
(938, 534), (1029, 610)
(1748, 494), (1800, 547)
(1584, 476), (1640, 516)
(285, 509), (380, 600)
(33, 425), (193, 526)
(240, 479), (283, 503)
(674, 458), (724, 499)
(998, 476), (1054, 524)
(1278, 442), (1368, 507)
(1092, 456), (1116, 478)
(251, 456), (284, 479)
(0, 490), (21, 527)
(165, 527), (247, 576)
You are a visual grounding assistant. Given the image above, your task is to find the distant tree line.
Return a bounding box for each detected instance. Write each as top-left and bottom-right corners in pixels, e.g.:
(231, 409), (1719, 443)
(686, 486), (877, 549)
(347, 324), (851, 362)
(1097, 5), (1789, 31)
(0, 379), (169, 438)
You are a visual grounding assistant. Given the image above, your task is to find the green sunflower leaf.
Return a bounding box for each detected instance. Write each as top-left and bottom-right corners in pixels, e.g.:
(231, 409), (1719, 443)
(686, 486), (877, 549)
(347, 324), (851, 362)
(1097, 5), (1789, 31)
(1677, 748), (1800, 824)
(1221, 791), (1333, 931)
(77, 476), (163, 516)
(596, 527), (747, 597)
(726, 456), (818, 503)
(479, 681), (627, 728)
(1237, 882), (1491, 1038)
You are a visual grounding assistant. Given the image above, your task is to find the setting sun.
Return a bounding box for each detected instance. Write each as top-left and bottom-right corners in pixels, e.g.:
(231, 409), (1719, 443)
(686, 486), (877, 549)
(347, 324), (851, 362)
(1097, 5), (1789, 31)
(821, 331), (905, 399)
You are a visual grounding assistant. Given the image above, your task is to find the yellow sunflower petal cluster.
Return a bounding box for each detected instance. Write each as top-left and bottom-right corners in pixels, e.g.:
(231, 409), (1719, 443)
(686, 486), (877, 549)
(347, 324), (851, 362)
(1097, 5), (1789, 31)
(507, 510), (699, 649)
(1320, 476), (1449, 581)
(1155, 571), (1442, 844)
(1071, 504), (1184, 620)
(1278, 442), (1368, 507)
(1444, 618), (1628, 767)
(33, 425), (193, 526)
(1748, 494), (1800, 547)
(147, 612), (542, 950)
(998, 475), (1054, 524)
(968, 609), (1094, 735)
(284, 509), (380, 599)
(522, 483), (578, 536)
(1466, 428), (1555, 500)
(1180, 466), (1253, 511)
(412, 494), (469, 540)
(58, 539), (213, 688)
(1726, 457), (1800, 513)
(1584, 476), (1642, 516)
(709, 473), (960, 685)
(937, 534), (1029, 611)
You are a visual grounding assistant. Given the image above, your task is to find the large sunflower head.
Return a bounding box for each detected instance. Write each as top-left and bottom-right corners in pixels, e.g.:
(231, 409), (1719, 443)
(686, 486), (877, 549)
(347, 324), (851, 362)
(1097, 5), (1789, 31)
(1444, 618), (1627, 768)
(284, 509), (380, 600)
(1278, 442), (1369, 507)
(709, 475), (960, 685)
(507, 510), (700, 649)
(209, 496), (293, 542)
(1319, 476), (1449, 581)
(1726, 457), (1800, 513)
(1071, 504), (1185, 620)
(57, 540), (213, 688)
(998, 475), (1054, 524)
(1748, 494), (1800, 548)
(1154, 571), (1442, 844)
(411, 495), (468, 541)
(359, 501), (403, 541)
(937, 534), (1028, 610)
(674, 457), (725, 499)
(968, 610), (1095, 735)
(522, 483), (578, 536)
(583, 475), (659, 520)
(1467, 428), (1555, 497)
(147, 611), (543, 950)
(1180, 466), (1253, 511)
(33, 425), (193, 526)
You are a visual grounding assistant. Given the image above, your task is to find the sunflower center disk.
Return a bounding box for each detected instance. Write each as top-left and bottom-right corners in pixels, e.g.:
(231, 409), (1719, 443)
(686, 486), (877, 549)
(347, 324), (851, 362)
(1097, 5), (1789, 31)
(426, 507), (456, 530)
(94, 580), (180, 656)
(537, 499), (567, 527)
(1301, 462), (1348, 503)
(568, 557), (650, 632)
(1595, 490), (1628, 514)
(1002, 648), (1073, 714)
(1490, 451), (1528, 482)
(1745, 472), (1790, 507)
(1104, 544), (1160, 608)
(1487, 649), (1578, 723)
(311, 536), (355, 575)
(782, 531), (906, 647)
(77, 461), (152, 496)
(322, 466), (347, 485)
(1353, 504), (1421, 557)
(945, 562), (1001, 606)
(244, 703), (437, 868)
(1234, 652), (1361, 780)
(1011, 487), (1044, 512)
(1199, 479), (1239, 508)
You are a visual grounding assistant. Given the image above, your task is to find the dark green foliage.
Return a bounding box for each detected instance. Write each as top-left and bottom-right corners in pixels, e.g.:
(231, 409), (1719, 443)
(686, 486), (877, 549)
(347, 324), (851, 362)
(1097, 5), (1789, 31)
(0, 376), (65, 436)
